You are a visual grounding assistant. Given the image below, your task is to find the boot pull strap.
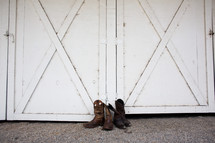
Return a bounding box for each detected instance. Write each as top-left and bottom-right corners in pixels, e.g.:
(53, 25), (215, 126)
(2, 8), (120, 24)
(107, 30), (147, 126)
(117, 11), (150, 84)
(108, 104), (123, 117)
(103, 103), (108, 108)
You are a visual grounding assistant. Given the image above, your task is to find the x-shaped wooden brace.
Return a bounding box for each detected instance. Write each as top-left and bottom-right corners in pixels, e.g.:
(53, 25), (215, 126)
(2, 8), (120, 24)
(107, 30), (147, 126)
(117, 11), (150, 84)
(126, 0), (207, 106)
(15, 0), (94, 114)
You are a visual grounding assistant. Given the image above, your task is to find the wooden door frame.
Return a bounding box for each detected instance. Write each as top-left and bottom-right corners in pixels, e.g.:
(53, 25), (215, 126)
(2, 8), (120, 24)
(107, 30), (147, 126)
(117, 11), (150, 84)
(0, 0), (9, 120)
(5, 0), (215, 121)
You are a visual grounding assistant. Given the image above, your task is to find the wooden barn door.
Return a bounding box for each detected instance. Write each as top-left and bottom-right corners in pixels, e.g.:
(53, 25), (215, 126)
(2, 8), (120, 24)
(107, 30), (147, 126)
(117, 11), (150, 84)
(116, 0), (215, 113)
(7, 0), (215, 121)
(8, 0), (107, 121)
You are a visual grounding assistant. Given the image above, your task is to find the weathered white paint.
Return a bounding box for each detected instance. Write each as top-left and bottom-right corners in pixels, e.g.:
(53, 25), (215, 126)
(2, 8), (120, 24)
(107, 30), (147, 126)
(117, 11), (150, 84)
(118, 0), (215, 113)
(7, 0), (16, 120)
(116, 0), (124, 100)
(106, 0), (117, 103)
(214, 0), (215, 74)
(207, 0), (215, 111)
(8, 0), (107, 121)
(0, 0), (9, 120)
(99, 0), (108, 102)
(7, 0), (215, 121)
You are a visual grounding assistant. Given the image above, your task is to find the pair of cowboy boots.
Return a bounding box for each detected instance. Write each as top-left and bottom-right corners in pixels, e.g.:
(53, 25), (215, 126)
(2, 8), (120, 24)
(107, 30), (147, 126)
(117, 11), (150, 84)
(83, 99), (131, 130)
(83, 100), (113, 130)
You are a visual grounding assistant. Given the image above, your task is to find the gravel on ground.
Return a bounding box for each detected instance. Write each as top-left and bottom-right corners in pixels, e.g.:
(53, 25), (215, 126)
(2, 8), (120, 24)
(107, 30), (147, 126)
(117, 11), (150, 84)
(0, 115), (215, 143)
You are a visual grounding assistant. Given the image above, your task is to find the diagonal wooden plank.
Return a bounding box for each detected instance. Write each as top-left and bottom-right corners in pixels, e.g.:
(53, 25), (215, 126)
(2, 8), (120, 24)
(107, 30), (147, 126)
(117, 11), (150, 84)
(19, 0), (85, 108)
(32, 0), (94, 113)
(15, 0), (93, 114)
(137, 0), (167, 39)
(126, 0), (192, 106)
(15, 45), (56, 113)
(167, 43), (207, 105)
(15, 0), (84, 113)
(57, 0), (84, 40)
(136, 0), (207, 105)
(15, 0), (85, 114)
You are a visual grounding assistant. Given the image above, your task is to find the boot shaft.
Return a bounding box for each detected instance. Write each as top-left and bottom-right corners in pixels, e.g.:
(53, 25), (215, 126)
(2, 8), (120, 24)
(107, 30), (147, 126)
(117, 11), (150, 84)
(94, 100), (104, 120)
(115, 99), (125, 116)
(103, 105), (113, 130)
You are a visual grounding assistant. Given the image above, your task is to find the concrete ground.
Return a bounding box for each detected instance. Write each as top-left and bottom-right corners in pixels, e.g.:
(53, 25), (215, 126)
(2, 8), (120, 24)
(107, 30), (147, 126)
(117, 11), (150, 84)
(0, 114), (215, 143)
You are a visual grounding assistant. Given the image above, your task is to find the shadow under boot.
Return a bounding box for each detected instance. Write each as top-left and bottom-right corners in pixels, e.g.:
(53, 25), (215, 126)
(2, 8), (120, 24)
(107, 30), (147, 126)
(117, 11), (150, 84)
(83, 100), (105, 128)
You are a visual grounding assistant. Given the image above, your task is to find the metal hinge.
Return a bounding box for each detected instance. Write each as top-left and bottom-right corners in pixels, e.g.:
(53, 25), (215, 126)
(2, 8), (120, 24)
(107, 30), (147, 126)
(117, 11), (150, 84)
(209, 29), (214, 37)
(4, 31), (9, 37)
(4, 31), (15, 43)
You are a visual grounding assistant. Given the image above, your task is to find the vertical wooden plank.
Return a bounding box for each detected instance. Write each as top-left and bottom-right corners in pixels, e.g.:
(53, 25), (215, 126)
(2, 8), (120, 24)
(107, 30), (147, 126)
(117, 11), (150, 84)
(99, 0), (107, 102)
(7, 0), (17, 120)
(0, 0), (9, 120)
(106, 0), (117, 103)
(206, 0), (215, 111)
(15, 0), (25, 110)
(194, 0), (207, 100)
(213, 0), (215, 100)
(116, 0), (124, 100)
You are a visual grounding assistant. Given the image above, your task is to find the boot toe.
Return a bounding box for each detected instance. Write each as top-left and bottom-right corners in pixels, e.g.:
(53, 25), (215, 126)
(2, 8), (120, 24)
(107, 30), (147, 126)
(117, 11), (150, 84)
(83, 123), (92, 128)
(103, 125), (113, 130)
(124, 120), (131, 127)
(114, 121), (125, 129)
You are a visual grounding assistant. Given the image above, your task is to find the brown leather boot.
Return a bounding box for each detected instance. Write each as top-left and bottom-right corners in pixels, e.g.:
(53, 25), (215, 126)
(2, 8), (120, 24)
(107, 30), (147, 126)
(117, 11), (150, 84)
(115, 99), (131, 127)
(108, 99), (131, 129)
(83, 100), (104, 128)
(103, 104), (113, 130)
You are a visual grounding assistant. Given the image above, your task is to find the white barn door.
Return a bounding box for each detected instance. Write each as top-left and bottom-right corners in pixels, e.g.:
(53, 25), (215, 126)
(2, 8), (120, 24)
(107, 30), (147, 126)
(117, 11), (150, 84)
(117, 0), (215, 113)
(0, 0), (9, 120)
(8, 0), (107, 121)
(7, 0), (215, 121)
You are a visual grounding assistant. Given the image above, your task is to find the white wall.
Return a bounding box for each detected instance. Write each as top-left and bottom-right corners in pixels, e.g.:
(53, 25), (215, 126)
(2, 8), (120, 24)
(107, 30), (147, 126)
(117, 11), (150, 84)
(0, 0), (9, 120)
